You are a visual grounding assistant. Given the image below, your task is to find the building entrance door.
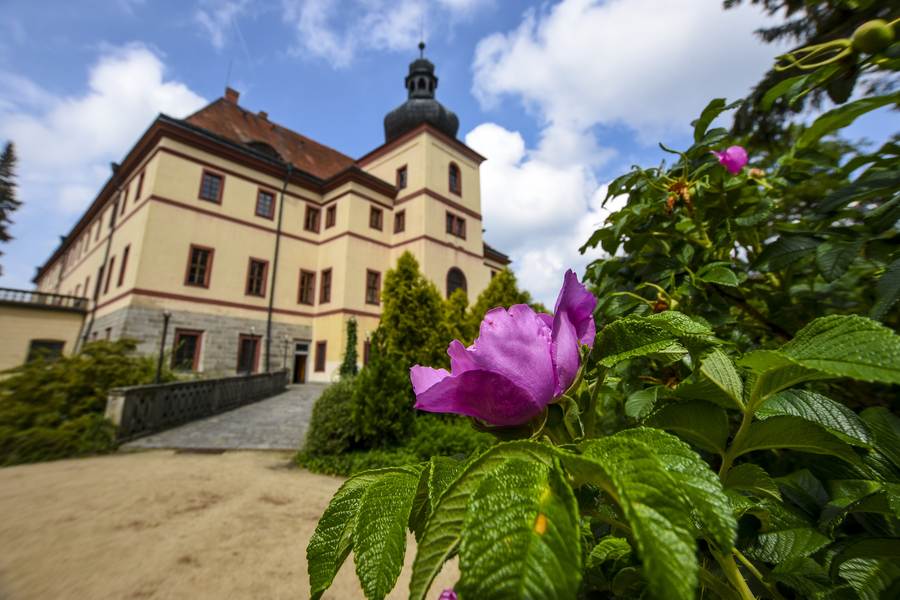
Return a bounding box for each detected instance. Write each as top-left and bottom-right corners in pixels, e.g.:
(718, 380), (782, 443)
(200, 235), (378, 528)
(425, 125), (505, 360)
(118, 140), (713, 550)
(293, 341), (309, 384)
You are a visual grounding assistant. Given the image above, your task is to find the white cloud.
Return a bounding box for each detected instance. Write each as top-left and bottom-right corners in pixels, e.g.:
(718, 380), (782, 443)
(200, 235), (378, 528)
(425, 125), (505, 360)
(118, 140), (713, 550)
(0, 44), (206, 287)
(281, 0), (493, 68)
(194, 0), (252, 50)
(467, 0), (788, 305)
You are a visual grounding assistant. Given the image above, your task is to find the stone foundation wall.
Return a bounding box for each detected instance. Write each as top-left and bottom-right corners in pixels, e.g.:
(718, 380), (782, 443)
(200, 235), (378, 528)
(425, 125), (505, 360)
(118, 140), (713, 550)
(86, 306), (312, 377)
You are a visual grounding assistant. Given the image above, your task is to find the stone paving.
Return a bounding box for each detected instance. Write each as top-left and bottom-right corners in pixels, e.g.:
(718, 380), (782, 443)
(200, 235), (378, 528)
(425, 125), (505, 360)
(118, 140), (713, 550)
(123, 383), (327, 451)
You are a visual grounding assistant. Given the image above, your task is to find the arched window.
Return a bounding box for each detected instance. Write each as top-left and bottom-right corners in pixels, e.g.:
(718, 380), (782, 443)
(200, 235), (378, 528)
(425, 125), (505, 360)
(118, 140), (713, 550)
(448, 163), (461, 195)
(418, 78), (426, 90)
(446, 267), (467, 298)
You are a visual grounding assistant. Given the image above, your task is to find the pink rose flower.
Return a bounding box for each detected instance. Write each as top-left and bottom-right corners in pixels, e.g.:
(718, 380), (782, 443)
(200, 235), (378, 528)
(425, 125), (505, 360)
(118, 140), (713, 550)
(712, 145), (748, 174)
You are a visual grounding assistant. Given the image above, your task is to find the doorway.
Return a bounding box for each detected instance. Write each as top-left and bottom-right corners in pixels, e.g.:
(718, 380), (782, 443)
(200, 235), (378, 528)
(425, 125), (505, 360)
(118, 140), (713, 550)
(293, 341), (310, 383)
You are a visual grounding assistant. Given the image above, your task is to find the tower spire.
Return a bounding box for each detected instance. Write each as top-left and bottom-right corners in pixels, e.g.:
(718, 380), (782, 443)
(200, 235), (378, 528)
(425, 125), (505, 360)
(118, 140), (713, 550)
(418, 40), (425, 59)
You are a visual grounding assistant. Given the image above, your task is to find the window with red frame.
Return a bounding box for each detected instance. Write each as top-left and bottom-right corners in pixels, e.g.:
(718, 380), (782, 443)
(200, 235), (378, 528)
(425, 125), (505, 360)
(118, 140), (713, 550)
(449, 163), (461, 195)
(396, 165), (408, 189)
(394, 210), (405, 233)
(299, 270), (316, 305)
(172, 329), (202, 371)
(185, 245), (213, 287)
(245, 258), (268, 297)
(135, 171), (145, 201)
(305, 206), (321, 232)
(255, 190), (275, 219)
(363, 339), (371, 365)
(320, 268), (332, 303)
(369, 206), (383, 230)
(117, 245), (130, 287)
(365, 270), (381, 305)
(198, 171), (223, 203)
(314, 341), (327, 372)
(325, 205), (336, 228)
(103, 256), (116, 294)
(446, 211), (466, 239)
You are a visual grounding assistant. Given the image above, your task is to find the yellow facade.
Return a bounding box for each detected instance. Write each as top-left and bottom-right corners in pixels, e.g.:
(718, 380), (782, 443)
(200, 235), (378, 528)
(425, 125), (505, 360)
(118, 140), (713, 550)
(32, 87), (508, 382)
(0, 300), (86, 372)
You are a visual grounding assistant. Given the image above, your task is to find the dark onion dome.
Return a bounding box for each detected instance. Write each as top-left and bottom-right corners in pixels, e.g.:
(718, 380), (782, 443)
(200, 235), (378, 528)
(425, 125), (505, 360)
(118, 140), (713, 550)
(384, 42), (459, 143)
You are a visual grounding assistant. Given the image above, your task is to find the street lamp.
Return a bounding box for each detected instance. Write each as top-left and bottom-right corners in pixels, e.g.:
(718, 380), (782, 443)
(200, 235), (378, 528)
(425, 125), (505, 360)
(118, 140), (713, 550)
(155, 310), (171, 383)
(282, 335), (290, 370)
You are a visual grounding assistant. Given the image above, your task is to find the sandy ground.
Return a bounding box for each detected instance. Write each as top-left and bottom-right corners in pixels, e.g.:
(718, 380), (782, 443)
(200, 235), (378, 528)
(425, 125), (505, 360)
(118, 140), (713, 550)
(0, 450), (457, 600)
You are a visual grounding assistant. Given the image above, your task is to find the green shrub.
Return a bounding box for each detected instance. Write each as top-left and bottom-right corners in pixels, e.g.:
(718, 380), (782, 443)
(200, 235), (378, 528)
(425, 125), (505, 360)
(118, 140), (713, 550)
(300, 377), (358, 456)
(0, 339), (165, 466)
(408, 415), (493, 459)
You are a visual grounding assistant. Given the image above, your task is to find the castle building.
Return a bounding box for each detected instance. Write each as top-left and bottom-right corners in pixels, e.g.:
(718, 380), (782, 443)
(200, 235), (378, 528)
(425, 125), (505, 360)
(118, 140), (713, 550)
(32, 47), (509, 382)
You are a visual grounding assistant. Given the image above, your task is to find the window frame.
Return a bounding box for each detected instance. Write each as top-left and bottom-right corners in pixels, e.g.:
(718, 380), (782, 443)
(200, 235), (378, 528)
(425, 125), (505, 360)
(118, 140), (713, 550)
(245, 257), (270, 298)
(135, 171), (145, 202)
(117, 245), (130, 288)
(365, 269), (381, 305)
(363, 339), (371, 366)
(197, 169), (225, 204)
(396, 165), (408, 190)
(369, 206), (383, 231)
(319, 268), (332, 304)
(184, 244), (215, 288)
(172, 328), (203, 372)
(304, 205), (321, 233)
(103, 255), (116, 295)
(448, 162), (462, 196)
(394, 209), (406, 233)
(325, 204), (336, 229)
(236, 334), (261, 374)
(446, 267), (468, 298)
(26, 339), (65, 362)
(255, 188), (276, 220)
(445, 211), (466, 239)
(298, 269), (317, 305)
(314, 340), (327, 372)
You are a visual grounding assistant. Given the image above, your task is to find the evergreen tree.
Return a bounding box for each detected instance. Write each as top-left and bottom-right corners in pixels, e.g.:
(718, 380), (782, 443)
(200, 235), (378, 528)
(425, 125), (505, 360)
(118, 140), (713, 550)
(0, 142), (21, 276)
(350, 328), (413, 446)
(465, 268), (544, 335)
(443, 287), (473, 344)
(338, 317), (359, 378)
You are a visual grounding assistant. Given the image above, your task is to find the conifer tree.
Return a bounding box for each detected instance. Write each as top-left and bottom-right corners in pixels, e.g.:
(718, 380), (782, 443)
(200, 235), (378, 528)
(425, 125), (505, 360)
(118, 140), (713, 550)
(338, 318), (359, 378)
(443, 287), (473, 344)
(0, 142), (21, 276)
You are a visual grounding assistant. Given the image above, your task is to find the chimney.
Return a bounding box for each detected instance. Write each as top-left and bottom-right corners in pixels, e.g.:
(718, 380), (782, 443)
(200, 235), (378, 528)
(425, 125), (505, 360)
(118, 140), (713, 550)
(224, 87), (240, 104)
(258, 111), (268, 121)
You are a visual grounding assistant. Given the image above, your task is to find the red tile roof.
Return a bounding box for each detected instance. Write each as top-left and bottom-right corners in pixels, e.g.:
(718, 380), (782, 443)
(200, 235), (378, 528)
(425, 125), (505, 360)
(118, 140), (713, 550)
(184, 96), (355, 180)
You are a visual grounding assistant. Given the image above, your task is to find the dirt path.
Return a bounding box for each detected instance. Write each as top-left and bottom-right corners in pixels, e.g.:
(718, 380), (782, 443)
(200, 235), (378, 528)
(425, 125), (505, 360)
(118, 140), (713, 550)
(0, 451), (457, 600)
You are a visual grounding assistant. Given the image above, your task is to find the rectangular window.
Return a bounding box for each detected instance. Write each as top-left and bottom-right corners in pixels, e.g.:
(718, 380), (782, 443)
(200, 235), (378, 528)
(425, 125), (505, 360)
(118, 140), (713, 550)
(396, 165), (408, 189)
(237, 334), (261, 374)
(108, 207), (115, 230)
(255, 189), (275, 219)
(185, 245), (214, 287)
(117, 245), (130, 287)
(319, 268), (332, 304)
(94, 221), (100, 241)
(95, 265), (105, 298)
(363, 340), (371, 366)
(369, 206), (383, 230)
(245, 258), (269, 297)
(198, 170), (224, 203)
(325, 205), (336, 228)
(314, 341), (327, 372)
(298, 269), (316, 305)
(304, 205), (321, 232)
(446, 211), (466, 239)
(172, 329), (202, 371)
(135, 171), (145, 202)
(394, 210), (406, 233)
(27, 340), (65, 362)
(119, 190), (128, 217)
(104, 327), (112, 340)
(365, 269), (381, 305)
(103, 256), (115, 294)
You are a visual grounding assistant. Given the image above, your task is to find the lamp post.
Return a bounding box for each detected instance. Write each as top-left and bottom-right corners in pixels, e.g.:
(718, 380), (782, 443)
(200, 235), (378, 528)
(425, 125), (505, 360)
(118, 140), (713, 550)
(282, 335), (290, 371)
(155, 310), (171, 383)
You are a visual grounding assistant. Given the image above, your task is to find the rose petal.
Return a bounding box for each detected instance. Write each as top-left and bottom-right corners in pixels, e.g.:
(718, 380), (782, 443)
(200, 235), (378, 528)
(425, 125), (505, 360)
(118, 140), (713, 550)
(447, 339), (478, 374)
(414, 368), (543, 426)
(553, 270), (597, 348)
(410, 365), (450, 396)
(551, 309), (580, 394)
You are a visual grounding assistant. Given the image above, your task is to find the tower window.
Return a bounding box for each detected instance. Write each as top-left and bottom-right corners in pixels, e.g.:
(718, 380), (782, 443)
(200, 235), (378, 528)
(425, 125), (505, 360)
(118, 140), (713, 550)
(369, 206), (383, 231)
(299, 270), (316, 305)
(325, 205), (336, 228)
(198, 170), (224, 203)
(448, 163), (461, 195)
(394, 210), (405, 233)
(305, 205), (321, 232)
(396, 165), (407, 189)
(255, 189), (275, 219)
(365, 270), (381, 305)
(446, 267), (467, 298)
(446, 211), (466, 239)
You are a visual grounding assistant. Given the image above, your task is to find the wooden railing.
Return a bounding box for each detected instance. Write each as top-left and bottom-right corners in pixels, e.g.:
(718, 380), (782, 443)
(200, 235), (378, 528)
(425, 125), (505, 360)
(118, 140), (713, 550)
(105, 370), (289, 441)
(0, 287), (88, 311)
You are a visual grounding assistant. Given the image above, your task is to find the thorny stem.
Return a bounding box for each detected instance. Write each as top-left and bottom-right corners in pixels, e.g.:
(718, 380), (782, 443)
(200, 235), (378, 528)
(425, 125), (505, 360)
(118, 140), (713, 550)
(734, 548), (786, 600)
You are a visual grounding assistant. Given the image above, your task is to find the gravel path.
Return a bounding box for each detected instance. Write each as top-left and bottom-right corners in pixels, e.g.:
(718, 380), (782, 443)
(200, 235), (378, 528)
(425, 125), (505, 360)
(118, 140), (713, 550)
(123, 383), (327, 451)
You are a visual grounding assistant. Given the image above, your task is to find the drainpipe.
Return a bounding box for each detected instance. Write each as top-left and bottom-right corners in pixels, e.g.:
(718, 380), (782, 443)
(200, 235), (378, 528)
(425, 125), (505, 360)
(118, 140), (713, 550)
(265, 163), (292, 372)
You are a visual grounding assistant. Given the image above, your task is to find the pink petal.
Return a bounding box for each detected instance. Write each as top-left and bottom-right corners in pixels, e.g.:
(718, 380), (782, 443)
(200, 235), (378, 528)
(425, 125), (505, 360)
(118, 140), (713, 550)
(410, 365), (450, 396)
(553, 270), (597, 348)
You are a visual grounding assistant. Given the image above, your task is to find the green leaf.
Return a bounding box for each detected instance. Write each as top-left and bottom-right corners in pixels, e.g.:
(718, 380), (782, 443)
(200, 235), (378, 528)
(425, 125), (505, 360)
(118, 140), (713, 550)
(739, 350), (830, 409)
(838, 558), (900, 600)
(697, 264), (740, 287)
(760, 73), (810, 111)
(770, 557), (831, 598)
(780, 315), (900, 385)
(861, 408), (900, 471)
(796, 93), (900, 149)
(697, 348), (744, 409)
(819, 480), (895, 535)
(821, 169), (900, 213)
(723, 463), (782, 502)
(756, 390), (872, 447)
(730, 416), (862, 467)
(588, 536), (633, 568)
(870, 257), (900, 322)
(815, 239), (863, 282)
(409, 457), (463, 540)
(744, 528), (830, 563)
(645, 400), (730, 455)
(596, 318), (686, 367)
(754, 235), (819, 271)
(642, 311), (714, 337)
(692, 98), (738, 143)
(457, 460), (582, 599)
(307, 470), (395, 600)
(353, 467), (422, 600)
(409, 441), (555, 600)
(625, 386), (659, 419)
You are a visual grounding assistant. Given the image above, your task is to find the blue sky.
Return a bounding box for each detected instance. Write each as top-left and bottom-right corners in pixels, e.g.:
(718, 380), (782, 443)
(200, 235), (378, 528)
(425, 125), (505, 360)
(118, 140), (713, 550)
(1, 0), (896, 305)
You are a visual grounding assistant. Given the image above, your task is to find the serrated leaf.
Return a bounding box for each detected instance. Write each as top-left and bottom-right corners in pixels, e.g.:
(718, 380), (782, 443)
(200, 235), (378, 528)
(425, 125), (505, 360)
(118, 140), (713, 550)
(822, 169), (900, 213)
(861, 408), (900, 471)
(588, 536), (633, 568)
(692, 98), (729, 143)
(731, 416), (862, 467)
(838, 558), (900, 600)
(596, 319), (686, 367)
(816, 239), (863, 282)
(625, 386), (659, 419)
(645, 400), (730, 455)
(780, 315), (900, 385)
(744, 528), (830, 563)
(770, 557), (831, 597)
(697, 264), (740, 287)
(796, 93), (900, 149)
(457, 460), (581, 599)
(756, 390), (871, 447)
(754, 235), (819, 271)
(871, 257), (900, 321)
(409, 457), (463, 540)
(307, 470), (394, 600)
(698, 348), (744, 409)
(819, 480), (893, 535)
(776, 470), (829, 518)
(723, 463), (782, 502)
(761, 72), (811, 111)
(739, 350), (830, 410)
(642, 311), (714, 337)
(409, 441), (555, 600)
(353, 467), (422, 600)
